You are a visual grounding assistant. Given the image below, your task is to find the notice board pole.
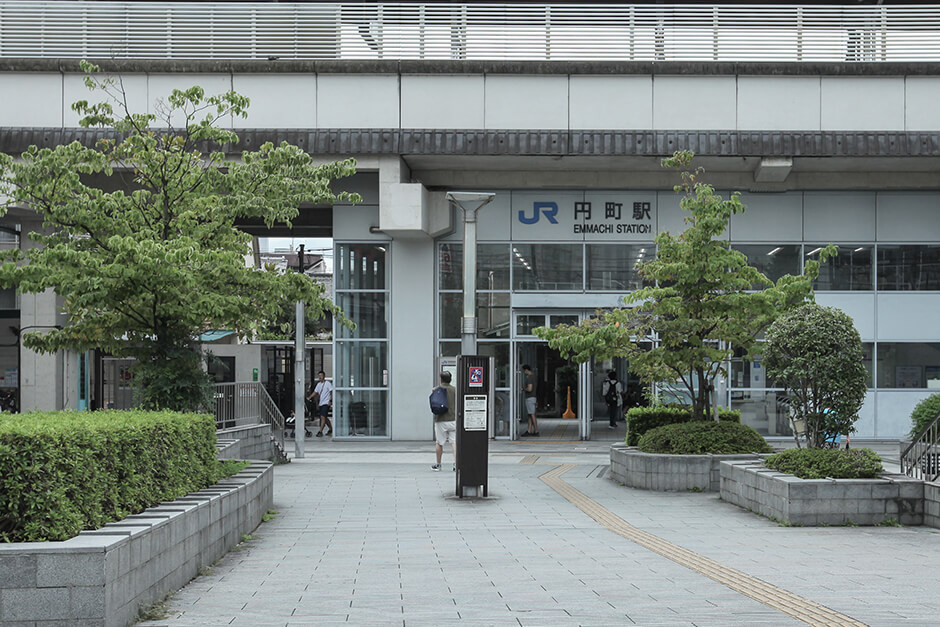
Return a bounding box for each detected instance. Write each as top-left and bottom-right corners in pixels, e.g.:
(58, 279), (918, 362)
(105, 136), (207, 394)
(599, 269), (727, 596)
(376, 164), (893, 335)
(456, 354), (492, 498)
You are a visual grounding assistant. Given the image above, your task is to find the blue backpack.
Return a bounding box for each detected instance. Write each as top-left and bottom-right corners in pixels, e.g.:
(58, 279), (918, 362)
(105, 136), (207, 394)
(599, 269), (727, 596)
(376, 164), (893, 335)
(429, 386), (449, 415)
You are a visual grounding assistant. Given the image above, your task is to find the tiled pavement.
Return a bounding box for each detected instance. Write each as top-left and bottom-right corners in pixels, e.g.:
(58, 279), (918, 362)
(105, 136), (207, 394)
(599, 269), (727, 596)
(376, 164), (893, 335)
(140, 439), (940, 627)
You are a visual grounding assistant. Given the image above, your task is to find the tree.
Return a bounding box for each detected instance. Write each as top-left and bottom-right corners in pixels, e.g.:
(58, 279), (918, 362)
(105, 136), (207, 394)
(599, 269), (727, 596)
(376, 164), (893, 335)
(763, 303), (868, 448)
(0, 63), (359, 411)
(537, 151), (833, 420)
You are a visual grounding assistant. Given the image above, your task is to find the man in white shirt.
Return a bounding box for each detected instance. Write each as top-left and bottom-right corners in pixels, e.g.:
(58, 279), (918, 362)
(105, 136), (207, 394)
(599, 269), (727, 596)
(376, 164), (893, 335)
(309, 370), (333, 437)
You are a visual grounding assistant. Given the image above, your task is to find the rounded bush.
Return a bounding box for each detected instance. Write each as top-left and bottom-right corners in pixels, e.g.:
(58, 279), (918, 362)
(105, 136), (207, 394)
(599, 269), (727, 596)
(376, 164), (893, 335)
(910, 393), (940, 438)
(637, 421), (772, 455)
(764, 448), (883, 479)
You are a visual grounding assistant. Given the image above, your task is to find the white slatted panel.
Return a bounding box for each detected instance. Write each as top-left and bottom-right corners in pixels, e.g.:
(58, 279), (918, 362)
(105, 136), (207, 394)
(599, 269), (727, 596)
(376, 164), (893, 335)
(0, 2), (938, 62)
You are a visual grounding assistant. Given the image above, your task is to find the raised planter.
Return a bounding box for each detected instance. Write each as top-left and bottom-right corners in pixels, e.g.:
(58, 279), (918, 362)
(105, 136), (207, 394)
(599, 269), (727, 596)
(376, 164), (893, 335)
(609, 443), (762, 492)
(217, 423), (276, 461)
(0, 461), (273, 627)
(720, 459), (924, 526)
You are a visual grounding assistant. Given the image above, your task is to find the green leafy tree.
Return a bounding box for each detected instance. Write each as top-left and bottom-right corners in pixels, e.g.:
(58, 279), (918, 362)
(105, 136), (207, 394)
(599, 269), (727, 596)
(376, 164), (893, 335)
(0, 62), (359, 411)
(537, 151), (832, 420)
(763, 303), (869, 448)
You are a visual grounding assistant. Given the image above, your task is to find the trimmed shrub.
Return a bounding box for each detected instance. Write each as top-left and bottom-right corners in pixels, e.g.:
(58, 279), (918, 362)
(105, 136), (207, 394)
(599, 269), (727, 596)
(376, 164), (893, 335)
(910, 393), (940, 438)
(764, 448), (883, 479)
(637, 421), (772, 455)
(0, 410), (218, 542)
(763, 303), (867, 448)
(625, 406), (740, 446)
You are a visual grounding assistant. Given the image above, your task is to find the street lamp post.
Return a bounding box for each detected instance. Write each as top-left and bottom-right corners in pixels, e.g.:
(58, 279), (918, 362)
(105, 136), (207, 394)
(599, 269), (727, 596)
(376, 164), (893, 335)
(445, 192), (495, 356)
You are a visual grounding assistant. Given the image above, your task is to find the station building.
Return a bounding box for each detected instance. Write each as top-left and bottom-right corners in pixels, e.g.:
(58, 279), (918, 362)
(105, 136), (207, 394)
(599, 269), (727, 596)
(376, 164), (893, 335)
(0, 2), (939, 441)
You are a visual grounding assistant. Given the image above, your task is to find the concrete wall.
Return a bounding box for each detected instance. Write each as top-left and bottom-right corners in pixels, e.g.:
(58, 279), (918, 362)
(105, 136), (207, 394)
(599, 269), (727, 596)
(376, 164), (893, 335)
(609, 444), (761, 492)
(0, 462), (273, 627)
(719, 459), (924, 526)
(4, 70), (940, 132)
(217, 424), (276, 462)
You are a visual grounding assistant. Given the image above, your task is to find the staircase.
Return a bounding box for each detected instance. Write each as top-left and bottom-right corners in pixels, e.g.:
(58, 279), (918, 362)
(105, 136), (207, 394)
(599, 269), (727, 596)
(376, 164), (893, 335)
(213, 382), (288, 463)
(900, 410), (940, 482)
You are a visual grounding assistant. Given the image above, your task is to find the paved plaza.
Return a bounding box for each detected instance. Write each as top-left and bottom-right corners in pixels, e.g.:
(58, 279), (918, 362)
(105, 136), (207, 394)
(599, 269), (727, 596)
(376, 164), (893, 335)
(141, 439), (939, 627)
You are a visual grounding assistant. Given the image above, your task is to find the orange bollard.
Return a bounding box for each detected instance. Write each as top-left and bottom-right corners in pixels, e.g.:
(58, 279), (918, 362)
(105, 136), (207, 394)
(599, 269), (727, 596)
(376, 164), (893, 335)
(562, 386), (576, 419)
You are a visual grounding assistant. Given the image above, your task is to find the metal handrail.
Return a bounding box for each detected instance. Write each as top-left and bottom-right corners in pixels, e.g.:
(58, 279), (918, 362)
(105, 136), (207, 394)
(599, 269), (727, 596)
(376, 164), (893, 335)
(213, 381), (285, 453)
(900, 410), (940, 482)
(1, 2), (940, 62)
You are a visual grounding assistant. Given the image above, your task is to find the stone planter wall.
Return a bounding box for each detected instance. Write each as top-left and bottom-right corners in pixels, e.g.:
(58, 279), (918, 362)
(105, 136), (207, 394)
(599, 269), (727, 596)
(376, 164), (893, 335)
(609, 444), (761, 492)
(925, 481), (940, 528)
(720, 459), (924, 526)
(0, 462), (273, 627)
(217, 424), (275, 461)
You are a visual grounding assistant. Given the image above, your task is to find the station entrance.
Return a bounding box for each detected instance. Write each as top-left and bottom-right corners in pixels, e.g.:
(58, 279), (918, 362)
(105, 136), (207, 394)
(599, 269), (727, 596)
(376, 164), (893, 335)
(511, 311), (648, 441)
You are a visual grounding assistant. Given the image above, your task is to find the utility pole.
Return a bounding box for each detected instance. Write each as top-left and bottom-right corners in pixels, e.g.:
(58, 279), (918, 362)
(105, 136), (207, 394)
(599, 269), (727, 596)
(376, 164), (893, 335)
(294, 243), (306, 458)
(445, 192), (496, 356)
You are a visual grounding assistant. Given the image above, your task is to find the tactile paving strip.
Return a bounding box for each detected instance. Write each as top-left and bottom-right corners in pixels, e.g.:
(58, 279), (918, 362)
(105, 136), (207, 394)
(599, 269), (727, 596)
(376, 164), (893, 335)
(539, 464), (867, 627)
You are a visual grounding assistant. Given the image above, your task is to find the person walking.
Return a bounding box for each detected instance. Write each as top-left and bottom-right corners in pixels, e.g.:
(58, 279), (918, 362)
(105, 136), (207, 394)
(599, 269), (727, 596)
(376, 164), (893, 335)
(431, 371), (457, 471)
(310, 370), (333, 437)
(521, 364), (539, 437)
(602, 370), (623, 429)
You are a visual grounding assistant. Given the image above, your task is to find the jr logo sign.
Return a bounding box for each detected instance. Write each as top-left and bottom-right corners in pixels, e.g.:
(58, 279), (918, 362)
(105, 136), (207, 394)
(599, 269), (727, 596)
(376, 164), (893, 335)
(518, 201), (559, 225)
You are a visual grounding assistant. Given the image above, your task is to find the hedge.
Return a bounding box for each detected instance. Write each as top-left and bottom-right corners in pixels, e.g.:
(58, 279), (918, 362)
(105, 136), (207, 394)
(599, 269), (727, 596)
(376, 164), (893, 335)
(0, 410), (219, 542)
(637, 420), (772, 455)
(764, 448), (883, 479)
(625, 406), (740, 446)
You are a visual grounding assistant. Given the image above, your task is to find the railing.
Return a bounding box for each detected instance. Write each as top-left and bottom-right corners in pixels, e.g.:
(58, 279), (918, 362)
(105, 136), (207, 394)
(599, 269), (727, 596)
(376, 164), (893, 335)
(213, 381), (285, 453)
(900, 410), (940, 482)
(1, 2), (939, 63)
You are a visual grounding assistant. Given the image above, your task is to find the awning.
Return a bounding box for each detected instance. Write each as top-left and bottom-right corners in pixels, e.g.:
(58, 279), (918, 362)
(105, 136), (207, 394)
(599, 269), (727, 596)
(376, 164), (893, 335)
(199, 330), (235, 343)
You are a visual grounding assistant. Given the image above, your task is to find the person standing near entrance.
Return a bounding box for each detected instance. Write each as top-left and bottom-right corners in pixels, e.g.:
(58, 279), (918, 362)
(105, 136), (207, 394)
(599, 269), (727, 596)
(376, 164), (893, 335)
(310, 370), (333, 437)
(521, 364), (539, 437)
(431, 371), (457, 471)
(602, 370), (623, 429)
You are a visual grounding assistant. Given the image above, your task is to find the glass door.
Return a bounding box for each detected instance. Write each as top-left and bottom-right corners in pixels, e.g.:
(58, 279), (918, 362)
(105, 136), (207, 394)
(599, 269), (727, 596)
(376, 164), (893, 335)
(513, 311), (584, 440)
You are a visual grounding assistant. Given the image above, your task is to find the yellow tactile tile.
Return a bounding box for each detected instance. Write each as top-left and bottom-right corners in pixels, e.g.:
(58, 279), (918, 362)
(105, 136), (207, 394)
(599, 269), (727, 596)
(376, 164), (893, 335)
(540, 464), (867, 627)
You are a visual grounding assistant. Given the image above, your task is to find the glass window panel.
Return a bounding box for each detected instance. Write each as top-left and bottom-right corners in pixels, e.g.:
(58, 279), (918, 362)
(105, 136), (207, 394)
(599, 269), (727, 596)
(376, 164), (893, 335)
(515, 314), (545, 336)
(335, 341), (387, 388)
(512, 244), (583, 291)
(729, 345), (779, 389)
(731, 342), (872, 388)
(550, 315), (579, 328)
(438, 243), (511, 291)
(478, 341), (511, 388)
(733, 245), (800, 286)
(336, 292), (388, 339)
(0, 288), (16, 309)
(439, 342), (460, 357)
(805, 244), (872, 290)
(336, 243), (387, 290)
(877, 245), (940, 291)
(586, 244), (651, 291)
(877, 342), (940, 388)
(731, 391), (794, 436)
(440, 293), (511, 339)
(334, 389), (387, 437)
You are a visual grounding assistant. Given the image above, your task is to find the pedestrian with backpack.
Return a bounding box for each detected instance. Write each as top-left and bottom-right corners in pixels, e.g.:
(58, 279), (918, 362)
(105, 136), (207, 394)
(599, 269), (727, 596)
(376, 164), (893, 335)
(429, 371), (457, 471)
(602, 370), (623, 429)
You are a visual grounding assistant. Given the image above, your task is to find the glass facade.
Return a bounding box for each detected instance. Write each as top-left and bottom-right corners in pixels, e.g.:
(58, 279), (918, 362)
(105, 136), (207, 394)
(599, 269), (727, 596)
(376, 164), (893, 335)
(512, 244), (583, 291)
(807, 244), (873, 290)
(877, 245), (940, 291)
(334, 244), (389, 438)
(586, 244), (649, 291)
(733, 245), (800, 285)
(394, 197), (932, 441)
(877, 343), (940, 388)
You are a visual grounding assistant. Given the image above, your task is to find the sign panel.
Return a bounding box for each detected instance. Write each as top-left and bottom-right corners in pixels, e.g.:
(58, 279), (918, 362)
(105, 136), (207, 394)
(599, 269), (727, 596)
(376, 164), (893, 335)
(469, 366), (484, 387)
(511, 191), (657, 241)
(463, 395), (488, 431)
